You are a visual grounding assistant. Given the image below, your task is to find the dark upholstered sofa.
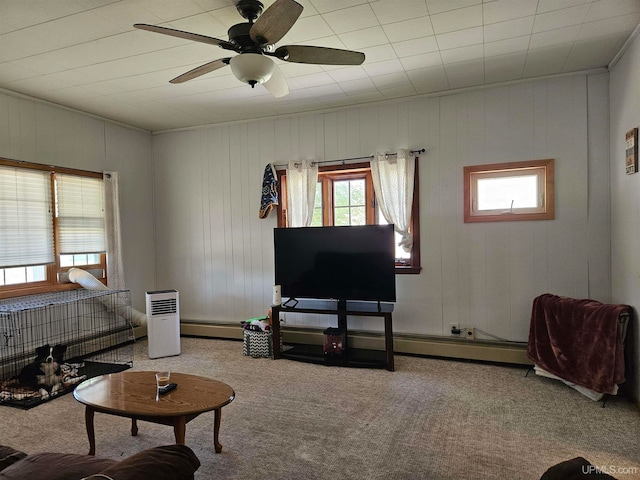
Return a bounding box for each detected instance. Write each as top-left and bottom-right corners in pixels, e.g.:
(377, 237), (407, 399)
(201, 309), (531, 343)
(2, 444), (617, 480)
(540, 457), (618, 479)
(0, 444), (200, 480)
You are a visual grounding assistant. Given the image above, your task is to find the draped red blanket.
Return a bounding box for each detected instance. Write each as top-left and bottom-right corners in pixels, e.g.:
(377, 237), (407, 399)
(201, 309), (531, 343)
(527, 293), (628, 394)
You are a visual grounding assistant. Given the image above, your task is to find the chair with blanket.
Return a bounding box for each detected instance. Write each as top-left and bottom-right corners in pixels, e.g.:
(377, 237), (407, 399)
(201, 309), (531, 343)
(527, 293), (630, 401)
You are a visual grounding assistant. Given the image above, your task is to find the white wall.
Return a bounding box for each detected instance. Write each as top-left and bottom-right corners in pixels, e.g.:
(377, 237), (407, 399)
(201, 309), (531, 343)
(0, 69), (626, 391)
(153, 73), (611, 343)
(610, 32), (640, 401)
(0, 92), (155, 312)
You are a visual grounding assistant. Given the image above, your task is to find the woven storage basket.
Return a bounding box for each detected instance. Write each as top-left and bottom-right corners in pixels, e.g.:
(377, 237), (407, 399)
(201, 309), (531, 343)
(243, 329), (274, 358)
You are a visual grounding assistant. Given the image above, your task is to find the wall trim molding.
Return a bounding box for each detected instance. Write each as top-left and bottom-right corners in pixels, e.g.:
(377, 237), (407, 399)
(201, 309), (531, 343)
(609, 22), (640, 70)
(177, 322), (531, 365)
(151, 68), (607, 135)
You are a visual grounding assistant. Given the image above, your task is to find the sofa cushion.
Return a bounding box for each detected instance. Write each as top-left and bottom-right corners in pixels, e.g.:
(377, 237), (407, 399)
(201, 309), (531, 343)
(0, 446), (27, 473)
(88, 445), (200, 480)
(540, 457), (617, 479)
(0, 452), (116, 480)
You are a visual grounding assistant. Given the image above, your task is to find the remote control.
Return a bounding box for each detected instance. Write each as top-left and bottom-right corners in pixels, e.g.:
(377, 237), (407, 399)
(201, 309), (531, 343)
(158, 383), (177, 395)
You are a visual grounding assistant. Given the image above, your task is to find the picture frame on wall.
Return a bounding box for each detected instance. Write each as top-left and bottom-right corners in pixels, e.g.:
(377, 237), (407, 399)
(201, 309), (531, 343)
(625, 128), (638, 174)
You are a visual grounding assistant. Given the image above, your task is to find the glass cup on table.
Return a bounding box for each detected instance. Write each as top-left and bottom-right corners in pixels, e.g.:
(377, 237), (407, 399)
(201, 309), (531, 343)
(155, 371), (171, 393)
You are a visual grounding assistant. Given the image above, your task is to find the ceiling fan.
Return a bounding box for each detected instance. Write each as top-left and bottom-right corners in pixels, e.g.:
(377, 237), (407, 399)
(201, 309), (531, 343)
(134, 0), (365, 98)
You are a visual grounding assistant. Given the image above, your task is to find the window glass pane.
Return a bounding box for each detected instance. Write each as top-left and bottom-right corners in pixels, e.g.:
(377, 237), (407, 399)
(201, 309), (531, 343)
(4, 267), (26, 285)
(60, 253), (100, 266)
(350, 206), (366, 225)
(350, 179), (365, 205)
(334, 179), (367, 226)
(334, 181), (349, 207)
(0, 265), (47, 285)
(377, 208), (410, 260)
(26, 265), (46, 282)
(334, 207), (350, 226)
(311, 208), (322, 226)
(395, 232), (410, 260)
(314, 181), (322, 207)
(311, 181), (323, 226)
(477, 175), (538, 210)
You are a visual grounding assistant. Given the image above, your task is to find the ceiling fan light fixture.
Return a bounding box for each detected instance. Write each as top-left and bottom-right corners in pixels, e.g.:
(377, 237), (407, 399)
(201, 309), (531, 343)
(230, 54), (274, 88)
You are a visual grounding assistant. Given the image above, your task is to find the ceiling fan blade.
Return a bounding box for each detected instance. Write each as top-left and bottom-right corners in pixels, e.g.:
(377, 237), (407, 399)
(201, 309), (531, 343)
(250, 0), (303, 45)
(134, 24), (236, 51)
(262, 65), (289, 98)
(274, 45), (365, 65)
(169, 58), (231, 84)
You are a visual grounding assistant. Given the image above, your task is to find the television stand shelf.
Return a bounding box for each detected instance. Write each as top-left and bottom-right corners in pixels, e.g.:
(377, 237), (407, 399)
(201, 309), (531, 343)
(271, 300), (394, 371)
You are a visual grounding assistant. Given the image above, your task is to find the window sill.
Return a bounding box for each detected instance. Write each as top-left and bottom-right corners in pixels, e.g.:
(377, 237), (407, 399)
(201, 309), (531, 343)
(0, 283), (83, 301)
(464, 212), (554, 223)
(396, 266), (422, 275)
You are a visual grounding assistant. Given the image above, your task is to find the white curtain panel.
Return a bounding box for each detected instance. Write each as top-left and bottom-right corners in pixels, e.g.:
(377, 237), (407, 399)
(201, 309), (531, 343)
(286, 160), (318, 227)
(103, 171), (125, 290)
(371, 149), (415, 252)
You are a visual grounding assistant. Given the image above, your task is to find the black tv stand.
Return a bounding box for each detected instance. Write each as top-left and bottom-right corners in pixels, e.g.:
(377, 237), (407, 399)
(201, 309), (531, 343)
(271, 299), (394, 371)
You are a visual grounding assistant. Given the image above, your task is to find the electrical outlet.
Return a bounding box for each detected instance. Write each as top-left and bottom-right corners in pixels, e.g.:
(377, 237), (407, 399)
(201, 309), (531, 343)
(465, 327), (475, 340)
(450, 323), (460, 336)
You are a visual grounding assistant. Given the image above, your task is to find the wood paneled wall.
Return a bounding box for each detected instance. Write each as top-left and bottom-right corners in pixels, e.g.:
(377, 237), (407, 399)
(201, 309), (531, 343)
(610, 33), (640, 403)
(0, 92), (155, 311)
(153, 73), (611, 342)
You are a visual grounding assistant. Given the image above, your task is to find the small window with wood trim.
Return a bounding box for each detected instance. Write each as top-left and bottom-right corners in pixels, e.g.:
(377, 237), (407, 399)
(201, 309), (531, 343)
(464, 159), (554, 223)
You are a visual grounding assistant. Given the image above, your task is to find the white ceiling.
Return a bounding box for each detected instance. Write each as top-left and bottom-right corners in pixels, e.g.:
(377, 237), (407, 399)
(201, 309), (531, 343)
(1, 0), (639, 132)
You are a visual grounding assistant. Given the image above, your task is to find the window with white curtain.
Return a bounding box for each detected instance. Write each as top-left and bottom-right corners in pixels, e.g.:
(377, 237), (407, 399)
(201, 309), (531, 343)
(276, 162), (421, 273)
(0, 159), (106, 297)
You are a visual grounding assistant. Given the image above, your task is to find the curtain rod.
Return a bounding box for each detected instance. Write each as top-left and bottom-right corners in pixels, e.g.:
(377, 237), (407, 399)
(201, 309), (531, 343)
(274, 148), (425, 169)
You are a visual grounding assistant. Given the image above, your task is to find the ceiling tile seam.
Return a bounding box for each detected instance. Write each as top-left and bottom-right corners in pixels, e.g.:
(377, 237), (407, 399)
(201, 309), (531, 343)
(309, 1), (371, 15)
(0, 0), (121, 35)
(0, 27), (202, 74)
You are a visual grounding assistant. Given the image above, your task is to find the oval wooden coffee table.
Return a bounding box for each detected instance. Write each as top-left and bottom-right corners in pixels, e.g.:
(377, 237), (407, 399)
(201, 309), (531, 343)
(73, 371), (235, 455)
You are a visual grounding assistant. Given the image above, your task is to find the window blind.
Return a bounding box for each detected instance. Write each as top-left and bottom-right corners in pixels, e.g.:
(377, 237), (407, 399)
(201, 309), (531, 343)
(56, 174), (106, 254)
(0, 166), (55, 267)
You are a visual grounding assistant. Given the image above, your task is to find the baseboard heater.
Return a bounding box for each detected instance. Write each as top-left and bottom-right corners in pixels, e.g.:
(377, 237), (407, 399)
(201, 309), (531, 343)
(179, 322), (530, 365)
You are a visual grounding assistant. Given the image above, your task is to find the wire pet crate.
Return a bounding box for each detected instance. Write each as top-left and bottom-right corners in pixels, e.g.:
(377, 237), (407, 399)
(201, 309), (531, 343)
(0, 289), (135, 409)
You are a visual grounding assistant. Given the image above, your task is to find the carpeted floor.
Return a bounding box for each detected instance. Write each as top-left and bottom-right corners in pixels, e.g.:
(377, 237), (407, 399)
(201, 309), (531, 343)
(2, 336), (640, 480)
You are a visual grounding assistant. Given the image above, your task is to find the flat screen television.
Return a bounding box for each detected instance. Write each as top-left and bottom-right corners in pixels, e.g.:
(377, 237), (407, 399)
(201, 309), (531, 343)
(274, 224), (396, 305)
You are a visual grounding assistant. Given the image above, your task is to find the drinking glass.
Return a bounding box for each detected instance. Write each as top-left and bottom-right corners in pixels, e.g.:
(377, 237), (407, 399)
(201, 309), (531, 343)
(155, 371), (171, 391)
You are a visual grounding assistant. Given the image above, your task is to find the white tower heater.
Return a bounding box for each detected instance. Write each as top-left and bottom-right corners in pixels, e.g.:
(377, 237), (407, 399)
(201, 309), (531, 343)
(146, 289), (181, 359)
